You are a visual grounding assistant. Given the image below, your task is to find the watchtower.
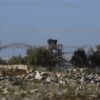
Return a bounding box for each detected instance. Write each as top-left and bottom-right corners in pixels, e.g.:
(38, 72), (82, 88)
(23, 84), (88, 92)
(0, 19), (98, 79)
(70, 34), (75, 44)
(47, 39), (63, 66)
(48, 39), (57, 50)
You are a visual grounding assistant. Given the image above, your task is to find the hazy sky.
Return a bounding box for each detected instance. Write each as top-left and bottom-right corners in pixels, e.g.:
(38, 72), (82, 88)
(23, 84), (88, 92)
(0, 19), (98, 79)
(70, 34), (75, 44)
(0, 0), (100, 46)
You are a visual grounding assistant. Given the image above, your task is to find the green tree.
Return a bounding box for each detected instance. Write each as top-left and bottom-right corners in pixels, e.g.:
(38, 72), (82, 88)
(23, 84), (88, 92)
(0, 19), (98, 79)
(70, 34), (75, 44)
(0, 58), (6, 65)
(96, 45), (100, 52)
(26, 47), (35, 65)
(87, 45), (100, 67)
(26, 47), (57, 67)
(87, 47), (95, 67)
(91, 51), (100, 66)
(8, 55), (26, 65)
(70, 48), (88, 67)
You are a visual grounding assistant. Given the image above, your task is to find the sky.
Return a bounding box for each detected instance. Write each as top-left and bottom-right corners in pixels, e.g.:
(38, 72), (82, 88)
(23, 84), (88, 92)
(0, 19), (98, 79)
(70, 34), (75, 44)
(0, 0), (100, 47)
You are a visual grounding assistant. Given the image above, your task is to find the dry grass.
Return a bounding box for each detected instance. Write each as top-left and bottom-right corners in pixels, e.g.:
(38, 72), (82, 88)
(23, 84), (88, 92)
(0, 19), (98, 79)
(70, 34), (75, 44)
(0, 79), (100, 100)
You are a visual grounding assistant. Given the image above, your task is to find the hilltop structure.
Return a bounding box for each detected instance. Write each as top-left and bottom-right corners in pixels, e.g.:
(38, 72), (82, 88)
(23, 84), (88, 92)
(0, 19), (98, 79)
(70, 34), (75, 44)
(47, 39), (64, 67)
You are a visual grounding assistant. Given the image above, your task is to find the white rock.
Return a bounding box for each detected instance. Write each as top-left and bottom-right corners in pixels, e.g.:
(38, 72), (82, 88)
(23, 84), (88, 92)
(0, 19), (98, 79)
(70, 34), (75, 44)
(34, 71), (42, 80)
(1, 97), (6, 100)
(46, 77), (51, 83)
(2, 87), (9, 94)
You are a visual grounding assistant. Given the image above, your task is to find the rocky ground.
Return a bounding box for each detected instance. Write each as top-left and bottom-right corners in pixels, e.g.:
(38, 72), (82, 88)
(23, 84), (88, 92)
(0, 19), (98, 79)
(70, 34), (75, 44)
(0, 67), (100, 100)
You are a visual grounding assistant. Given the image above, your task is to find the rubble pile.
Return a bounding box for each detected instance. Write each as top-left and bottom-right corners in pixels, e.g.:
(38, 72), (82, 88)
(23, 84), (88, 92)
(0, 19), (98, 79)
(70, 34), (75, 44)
(25, 68), (100, 85)
(0, 67), (100, 100)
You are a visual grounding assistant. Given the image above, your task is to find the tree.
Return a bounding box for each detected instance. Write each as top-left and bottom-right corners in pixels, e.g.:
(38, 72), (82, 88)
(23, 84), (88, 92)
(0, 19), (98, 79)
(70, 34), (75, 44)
(87, 45), (100, 67)
(87, 47), (95, 67)
(26, 47), (35, 65)
(91, 51), (100, 66)
(0, 58), (6, 65)
(70, 48), (88, 67)
(96, 45), (100, 52)
(26, 47), (57, 67)
(8, 55), (26, 65)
